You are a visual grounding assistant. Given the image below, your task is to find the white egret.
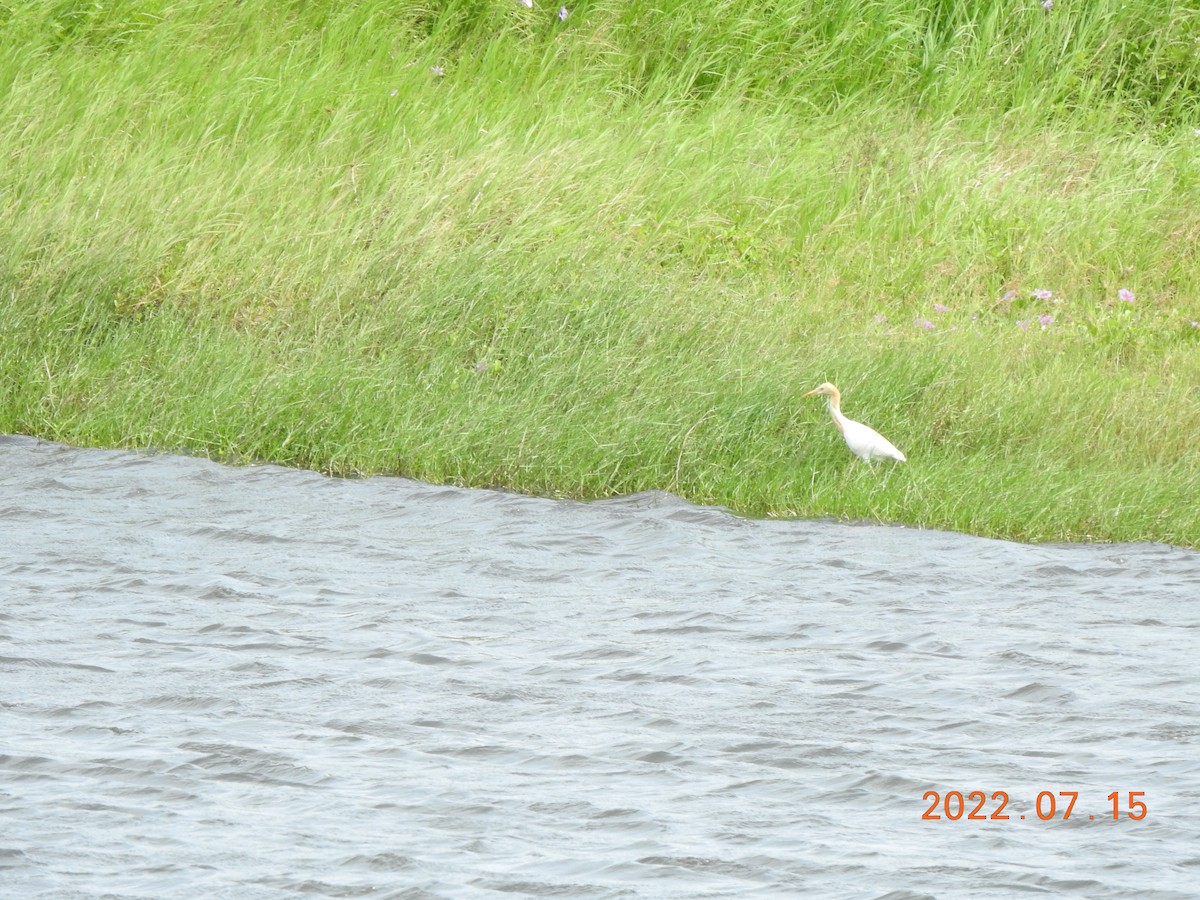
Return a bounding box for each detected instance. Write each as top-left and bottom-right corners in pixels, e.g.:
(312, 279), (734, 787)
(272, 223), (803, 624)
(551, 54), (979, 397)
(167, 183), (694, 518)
(803, 382), (906, 462)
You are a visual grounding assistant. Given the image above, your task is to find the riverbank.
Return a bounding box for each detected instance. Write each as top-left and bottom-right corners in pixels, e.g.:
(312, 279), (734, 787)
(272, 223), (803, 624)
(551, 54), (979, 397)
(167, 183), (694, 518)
(3, 1), (1199, 545)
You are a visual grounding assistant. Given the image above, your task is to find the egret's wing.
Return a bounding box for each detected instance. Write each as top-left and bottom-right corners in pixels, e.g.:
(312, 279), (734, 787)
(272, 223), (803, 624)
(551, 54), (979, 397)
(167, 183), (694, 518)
(842, 419), (905, 462)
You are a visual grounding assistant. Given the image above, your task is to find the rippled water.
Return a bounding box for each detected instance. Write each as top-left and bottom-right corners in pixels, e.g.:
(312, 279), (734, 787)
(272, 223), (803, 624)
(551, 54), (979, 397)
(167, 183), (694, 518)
(1, 435), (1198, 898)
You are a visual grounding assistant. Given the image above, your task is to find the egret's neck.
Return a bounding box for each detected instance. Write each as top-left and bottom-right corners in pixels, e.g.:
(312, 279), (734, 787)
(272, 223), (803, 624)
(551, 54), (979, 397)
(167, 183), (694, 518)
(826, 392), (846, 432)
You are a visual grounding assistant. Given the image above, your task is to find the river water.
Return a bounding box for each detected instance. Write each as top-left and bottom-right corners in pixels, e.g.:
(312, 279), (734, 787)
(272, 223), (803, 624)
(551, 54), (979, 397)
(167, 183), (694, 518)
(1, 435), (1197, 898)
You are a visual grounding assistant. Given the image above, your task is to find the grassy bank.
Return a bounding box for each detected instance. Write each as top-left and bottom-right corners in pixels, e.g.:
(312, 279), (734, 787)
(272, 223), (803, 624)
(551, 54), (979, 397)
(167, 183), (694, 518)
(2, 1), (1200, 545)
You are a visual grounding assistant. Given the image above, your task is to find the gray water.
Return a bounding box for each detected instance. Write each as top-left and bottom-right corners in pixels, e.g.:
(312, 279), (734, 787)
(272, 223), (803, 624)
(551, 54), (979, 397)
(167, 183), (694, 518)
(1, 434), (1197, 899)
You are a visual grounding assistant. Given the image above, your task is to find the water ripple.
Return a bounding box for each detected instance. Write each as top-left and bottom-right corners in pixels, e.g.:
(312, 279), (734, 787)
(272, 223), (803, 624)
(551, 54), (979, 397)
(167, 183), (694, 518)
(1, 435), (1198, 898)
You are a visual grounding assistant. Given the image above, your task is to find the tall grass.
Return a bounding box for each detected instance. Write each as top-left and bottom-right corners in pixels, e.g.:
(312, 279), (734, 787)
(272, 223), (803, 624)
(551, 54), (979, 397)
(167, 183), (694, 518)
(2, 0), (1199, 544)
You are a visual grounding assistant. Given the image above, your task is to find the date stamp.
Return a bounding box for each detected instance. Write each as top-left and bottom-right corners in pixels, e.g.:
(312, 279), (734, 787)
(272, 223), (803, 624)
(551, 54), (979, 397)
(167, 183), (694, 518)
(922, 790), (1147, 822)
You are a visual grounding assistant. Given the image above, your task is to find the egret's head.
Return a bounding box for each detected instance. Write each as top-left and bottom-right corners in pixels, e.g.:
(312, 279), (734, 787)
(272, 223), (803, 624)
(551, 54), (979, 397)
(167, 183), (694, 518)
(803, 382), (840, 399)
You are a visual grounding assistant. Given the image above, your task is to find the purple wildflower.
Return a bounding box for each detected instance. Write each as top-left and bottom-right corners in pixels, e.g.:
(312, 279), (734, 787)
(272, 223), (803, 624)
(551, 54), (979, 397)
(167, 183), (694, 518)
(917, 319), (935, 330)
(1016, 319), (1030, 331)
(1038, 314), (1054, 327)
(430, 65), (444, 76)
(1002, 290), (1018, 302)
(1191, 321), (1200, 329)
(933, 303), (949, 313)
(1032, 289), (1052, 300)
(1042, 0), (1053, 9)
(1118, 288), (1135, 303)
(559, 5), (568, 20)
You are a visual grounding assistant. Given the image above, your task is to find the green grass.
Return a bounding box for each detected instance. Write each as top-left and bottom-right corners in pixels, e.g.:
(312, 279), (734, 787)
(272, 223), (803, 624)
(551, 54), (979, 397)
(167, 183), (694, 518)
(2, 0), (1200, 545)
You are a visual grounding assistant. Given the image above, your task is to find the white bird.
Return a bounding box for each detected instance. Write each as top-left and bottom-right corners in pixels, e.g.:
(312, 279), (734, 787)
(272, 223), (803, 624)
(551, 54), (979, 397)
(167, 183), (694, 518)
(803, 382), (906, 462)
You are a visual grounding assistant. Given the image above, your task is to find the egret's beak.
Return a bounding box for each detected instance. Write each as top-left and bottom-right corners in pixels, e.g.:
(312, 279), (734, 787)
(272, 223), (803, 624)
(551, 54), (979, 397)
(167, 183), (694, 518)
(802, 388), (820, 397)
